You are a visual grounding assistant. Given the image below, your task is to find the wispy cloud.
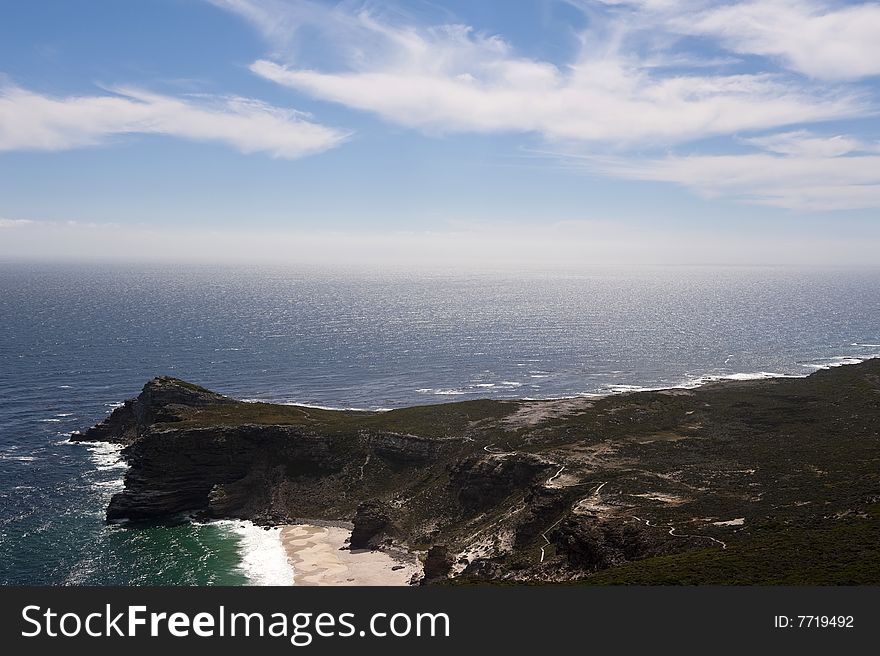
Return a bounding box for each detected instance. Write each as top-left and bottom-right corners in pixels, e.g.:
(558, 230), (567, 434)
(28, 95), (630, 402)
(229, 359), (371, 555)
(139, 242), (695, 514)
(208, 0), (880, 210)
(673, 0), (880, 81)
(0, 218), (35, 228)
(225, 0), (865, 146)
(741, 130), (880, 158)
(0, 84), (349, 158)
(580, 130), (880, 210)
(588, 0), (880, 81)
(250, 60), (860, 145)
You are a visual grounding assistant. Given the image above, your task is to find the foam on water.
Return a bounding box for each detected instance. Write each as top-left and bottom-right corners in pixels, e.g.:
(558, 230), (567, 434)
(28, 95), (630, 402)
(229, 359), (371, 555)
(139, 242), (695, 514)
(599, 370), (807, 395)
(799, 355), (876, 370)
(213, 520), (294, 586)
(83, 441), (127, 472)
(241, 398), (391, 412)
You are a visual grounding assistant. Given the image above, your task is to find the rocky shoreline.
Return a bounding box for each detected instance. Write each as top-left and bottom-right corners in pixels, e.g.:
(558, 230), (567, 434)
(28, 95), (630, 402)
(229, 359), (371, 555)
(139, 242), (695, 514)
(72, 359), (880, 584)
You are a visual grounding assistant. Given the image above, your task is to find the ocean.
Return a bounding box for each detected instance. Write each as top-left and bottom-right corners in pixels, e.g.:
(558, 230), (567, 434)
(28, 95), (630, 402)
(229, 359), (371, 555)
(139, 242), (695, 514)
(1, 262), (878, 585)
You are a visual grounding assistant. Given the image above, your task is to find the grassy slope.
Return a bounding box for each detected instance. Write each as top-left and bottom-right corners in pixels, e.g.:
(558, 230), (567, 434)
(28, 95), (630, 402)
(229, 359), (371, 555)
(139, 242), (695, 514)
(164, 396), (519, 439)
(147, 363), (880, 585)
(580, 505), (880, 585)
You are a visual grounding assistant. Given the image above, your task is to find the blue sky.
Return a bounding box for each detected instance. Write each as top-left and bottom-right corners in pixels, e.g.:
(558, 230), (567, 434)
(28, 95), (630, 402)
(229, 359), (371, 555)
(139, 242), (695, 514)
(1, 0), (879, 265)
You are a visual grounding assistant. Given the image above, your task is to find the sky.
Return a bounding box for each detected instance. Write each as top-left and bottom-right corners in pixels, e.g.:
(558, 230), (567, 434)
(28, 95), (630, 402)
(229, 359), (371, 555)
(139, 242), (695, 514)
(1, 0), (879, 266)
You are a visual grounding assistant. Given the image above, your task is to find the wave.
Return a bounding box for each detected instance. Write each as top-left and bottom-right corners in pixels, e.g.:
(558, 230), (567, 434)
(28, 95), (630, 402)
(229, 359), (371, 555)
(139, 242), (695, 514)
(703, 371), (798, 382)
(592, 357), (879, 398)
(211, 520), (294, 586)
(91, 479), (124, 490)
(284, 402), (392, 412)
(240, 398), (391, 412)
(600, 371), (804, 395)
(82, 441), (127, 472)
(416, 388), (465, 396)
(604, 384), (658, 393)
(799, 355), (876, 370)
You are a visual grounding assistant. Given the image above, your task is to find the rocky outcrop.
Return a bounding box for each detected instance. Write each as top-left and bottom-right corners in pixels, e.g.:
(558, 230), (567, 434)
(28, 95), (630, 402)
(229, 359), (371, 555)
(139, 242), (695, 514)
(422, 545), (454, 582)
(72, 359), (880, 584)
(75, 377), (228, 445)
(350, 500), (398, 549)
(551, 517), (656, 570)
(460, 558), (506, 581)
(99, 424), (354, 523)
(372, 433), (443, 464)
(450, 453), (556, 513)
(513, 486), (573, 548)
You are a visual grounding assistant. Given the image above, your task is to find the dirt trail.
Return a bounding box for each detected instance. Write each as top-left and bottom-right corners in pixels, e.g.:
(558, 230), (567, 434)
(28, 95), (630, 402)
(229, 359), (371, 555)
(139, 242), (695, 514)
(630, 515), (726, 549)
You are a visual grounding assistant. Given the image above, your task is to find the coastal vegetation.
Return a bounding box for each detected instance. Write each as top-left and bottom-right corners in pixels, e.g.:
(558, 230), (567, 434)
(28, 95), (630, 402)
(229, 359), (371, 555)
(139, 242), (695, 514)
(74, 359), (880, 584)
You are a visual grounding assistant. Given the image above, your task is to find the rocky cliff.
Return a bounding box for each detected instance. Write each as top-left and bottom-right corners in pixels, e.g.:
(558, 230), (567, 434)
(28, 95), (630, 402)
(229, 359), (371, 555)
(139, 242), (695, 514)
(72, 360), (880, 584)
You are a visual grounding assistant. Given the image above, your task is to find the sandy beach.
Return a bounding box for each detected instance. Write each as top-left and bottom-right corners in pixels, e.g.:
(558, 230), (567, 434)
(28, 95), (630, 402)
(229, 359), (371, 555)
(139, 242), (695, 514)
(280, 524), (420, 586)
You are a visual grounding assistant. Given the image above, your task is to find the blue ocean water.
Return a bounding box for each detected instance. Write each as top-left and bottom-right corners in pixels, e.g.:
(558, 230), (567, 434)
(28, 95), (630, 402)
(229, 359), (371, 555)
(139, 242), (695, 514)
(1, 262), (878, 585)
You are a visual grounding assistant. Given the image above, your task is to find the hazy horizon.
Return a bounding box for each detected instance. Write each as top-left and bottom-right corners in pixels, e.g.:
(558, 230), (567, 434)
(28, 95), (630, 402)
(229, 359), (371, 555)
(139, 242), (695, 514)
(3, 217), (880, 268)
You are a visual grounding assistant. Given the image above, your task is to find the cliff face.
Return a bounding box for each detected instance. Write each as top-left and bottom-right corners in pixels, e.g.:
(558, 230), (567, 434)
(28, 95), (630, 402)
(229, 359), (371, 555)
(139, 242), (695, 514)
(73, 361), (880, 583)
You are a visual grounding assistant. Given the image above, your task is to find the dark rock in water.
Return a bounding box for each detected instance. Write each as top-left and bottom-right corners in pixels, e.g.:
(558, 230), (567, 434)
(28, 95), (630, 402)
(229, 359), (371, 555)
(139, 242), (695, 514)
(350, 500), (398, 549)
(422, 545), (454, 581)
(73, 360), (880, 584)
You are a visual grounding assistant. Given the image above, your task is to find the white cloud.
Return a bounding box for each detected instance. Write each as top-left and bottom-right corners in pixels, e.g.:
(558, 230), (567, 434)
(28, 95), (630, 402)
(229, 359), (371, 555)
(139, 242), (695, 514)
(589, 0), (880, 81)
(584, 131), (880, 210)
(680, 0), (880, 81)
(205, 0), (880, 210)
(0, 218), (34, 228)
(251, 60), (860, 145)
(211, 0), (866, 146)
(741, 131), (880, 158)
(0, 84), (349, 158)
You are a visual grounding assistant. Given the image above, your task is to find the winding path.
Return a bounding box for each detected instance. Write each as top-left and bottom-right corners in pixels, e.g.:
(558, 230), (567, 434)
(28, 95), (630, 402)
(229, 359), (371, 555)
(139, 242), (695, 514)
(358, 453), (371, 480)
(630, 515), (726, 549)
(540, 480), (607, 563)
(539, 516), (566, 563)
(546, 465), (565, 486)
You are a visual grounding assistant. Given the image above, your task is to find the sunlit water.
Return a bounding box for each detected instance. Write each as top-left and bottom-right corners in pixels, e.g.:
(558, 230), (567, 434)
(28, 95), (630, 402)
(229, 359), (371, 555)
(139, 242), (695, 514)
(1, 263), (878, 584)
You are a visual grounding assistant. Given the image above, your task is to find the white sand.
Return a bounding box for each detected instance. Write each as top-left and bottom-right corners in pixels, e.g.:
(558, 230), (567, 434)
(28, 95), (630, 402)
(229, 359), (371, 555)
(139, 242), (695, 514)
(712, 517), (745, 526)
(281, 524), (420, 586)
